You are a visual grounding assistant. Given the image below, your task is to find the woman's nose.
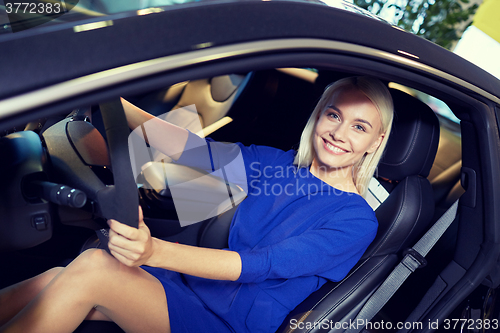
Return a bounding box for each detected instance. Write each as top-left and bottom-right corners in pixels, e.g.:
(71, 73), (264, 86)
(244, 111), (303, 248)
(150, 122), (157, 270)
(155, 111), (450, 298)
(330, 124), (347, 142)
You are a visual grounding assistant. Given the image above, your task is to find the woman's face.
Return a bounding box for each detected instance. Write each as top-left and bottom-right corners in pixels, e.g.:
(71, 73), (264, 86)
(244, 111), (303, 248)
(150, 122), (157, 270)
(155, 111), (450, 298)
(312, 87), (384, 177)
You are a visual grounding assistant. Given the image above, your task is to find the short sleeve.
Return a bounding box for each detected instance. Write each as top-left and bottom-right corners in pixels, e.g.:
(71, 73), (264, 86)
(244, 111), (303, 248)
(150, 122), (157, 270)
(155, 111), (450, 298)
(236, 196), (378, 283)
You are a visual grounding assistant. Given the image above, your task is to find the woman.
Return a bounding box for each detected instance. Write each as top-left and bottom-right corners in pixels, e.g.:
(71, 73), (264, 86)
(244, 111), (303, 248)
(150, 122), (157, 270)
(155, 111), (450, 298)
(0, 76), (393, 333)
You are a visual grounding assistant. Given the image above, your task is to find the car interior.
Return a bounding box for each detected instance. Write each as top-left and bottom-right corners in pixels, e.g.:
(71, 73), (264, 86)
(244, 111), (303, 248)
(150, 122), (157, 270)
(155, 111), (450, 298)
(0, 64), (490, 333)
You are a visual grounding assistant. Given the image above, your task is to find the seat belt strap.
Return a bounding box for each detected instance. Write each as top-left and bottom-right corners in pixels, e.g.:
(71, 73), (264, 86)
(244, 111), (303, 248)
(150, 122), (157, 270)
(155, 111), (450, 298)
(343, 200), (459, 333)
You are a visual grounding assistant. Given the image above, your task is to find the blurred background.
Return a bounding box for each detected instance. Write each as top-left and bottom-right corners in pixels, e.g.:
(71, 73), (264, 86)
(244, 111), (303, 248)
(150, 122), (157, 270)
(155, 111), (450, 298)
(343, 0), (499, 79)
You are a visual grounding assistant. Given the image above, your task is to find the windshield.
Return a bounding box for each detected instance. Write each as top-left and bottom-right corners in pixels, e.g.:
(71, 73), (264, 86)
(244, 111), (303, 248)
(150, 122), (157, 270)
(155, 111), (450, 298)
(79, 0), (196, 14)
(0, 0), (381, 35)
(0, 0), (199, 34)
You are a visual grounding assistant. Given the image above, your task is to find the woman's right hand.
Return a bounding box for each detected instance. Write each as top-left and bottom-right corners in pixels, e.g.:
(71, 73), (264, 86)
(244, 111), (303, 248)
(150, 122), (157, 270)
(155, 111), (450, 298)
(107, 206), (156, 267)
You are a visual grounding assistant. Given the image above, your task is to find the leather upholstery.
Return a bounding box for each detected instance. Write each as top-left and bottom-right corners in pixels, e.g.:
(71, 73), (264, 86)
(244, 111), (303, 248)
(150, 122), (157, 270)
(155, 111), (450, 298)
(378, 89), (440, 181)
(169, 73), (250, 129)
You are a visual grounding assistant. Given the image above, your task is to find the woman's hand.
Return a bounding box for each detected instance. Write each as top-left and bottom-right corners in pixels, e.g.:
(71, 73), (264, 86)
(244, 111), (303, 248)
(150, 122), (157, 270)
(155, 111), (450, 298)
(107, 206), (155, 267)
(107, 205), (242, 280)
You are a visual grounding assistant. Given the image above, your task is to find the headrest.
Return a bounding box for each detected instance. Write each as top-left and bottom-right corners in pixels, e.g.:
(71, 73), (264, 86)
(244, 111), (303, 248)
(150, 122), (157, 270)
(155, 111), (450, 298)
(377, 89), (440, 181)
(210, 74), (246, 102)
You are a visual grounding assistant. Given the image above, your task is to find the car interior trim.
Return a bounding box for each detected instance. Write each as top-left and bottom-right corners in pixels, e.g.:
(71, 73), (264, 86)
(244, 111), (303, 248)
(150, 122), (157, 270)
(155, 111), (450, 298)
(1, 38), (499, 119)
(196, 116), (233, 138)
(276, 68), (319, 83)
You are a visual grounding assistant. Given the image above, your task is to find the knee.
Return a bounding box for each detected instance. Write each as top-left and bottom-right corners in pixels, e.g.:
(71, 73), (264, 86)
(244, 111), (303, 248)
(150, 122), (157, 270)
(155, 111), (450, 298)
(67, 249), (119, 277)
(29, 267), (63, 294)
(44, 267), (63, 281)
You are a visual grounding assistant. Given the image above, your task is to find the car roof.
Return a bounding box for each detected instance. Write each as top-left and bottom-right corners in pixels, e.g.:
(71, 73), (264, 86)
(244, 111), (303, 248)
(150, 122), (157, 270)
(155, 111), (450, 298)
(0, 0), (499, 108)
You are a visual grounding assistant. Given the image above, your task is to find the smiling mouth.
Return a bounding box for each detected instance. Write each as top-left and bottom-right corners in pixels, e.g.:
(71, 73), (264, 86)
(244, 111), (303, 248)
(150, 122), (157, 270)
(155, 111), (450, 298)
(323, 138), (349, 154)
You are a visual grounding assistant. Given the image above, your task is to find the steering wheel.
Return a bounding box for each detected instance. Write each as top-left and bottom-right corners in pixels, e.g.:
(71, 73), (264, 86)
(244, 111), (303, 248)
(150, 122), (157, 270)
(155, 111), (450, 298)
(96, 100), (139, 229)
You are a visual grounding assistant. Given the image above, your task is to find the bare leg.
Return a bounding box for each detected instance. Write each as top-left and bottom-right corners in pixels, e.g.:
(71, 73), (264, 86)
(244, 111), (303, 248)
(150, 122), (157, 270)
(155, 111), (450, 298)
(0, 249), (170, 333)
(0, 267), (111, 325)
(0, 267), (63, 326)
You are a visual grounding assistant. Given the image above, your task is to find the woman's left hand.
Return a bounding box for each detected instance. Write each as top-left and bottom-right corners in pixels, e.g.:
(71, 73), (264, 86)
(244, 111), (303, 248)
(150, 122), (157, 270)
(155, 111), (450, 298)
(107, 206), (154, 267)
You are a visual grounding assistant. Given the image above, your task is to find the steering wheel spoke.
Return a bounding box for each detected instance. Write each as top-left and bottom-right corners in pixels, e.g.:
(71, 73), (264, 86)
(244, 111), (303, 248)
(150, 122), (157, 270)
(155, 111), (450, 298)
(97, 100), (139, 228)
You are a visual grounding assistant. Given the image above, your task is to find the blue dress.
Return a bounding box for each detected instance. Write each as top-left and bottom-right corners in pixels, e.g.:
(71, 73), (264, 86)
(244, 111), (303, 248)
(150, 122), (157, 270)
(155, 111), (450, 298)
(142, 133), (378, 333)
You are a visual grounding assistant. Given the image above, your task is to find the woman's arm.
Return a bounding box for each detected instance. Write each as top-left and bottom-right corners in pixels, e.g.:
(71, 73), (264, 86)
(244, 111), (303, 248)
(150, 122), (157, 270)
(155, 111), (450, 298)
(121, 97), (190, 160)
(107, 207), (242, 281)
(149, 239), (242, 281)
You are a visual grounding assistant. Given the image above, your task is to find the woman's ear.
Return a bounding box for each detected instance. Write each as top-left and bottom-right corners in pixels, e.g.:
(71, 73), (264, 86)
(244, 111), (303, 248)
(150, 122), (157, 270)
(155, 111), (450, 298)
(367, 133), (384, 154)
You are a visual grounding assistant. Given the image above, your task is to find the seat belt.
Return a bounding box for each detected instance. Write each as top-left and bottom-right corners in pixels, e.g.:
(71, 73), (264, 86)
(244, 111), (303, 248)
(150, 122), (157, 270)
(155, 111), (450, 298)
(344, 200), (459, 333)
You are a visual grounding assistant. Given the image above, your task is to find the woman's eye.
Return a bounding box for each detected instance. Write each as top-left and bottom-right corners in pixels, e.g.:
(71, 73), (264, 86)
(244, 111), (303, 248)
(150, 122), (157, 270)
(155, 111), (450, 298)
(327, 112), (340, 120)
(354, 124), (366, 132)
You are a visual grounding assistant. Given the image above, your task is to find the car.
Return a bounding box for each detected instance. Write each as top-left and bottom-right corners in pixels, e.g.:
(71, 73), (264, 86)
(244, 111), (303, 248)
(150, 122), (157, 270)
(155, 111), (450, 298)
(0, 0), (499, 332)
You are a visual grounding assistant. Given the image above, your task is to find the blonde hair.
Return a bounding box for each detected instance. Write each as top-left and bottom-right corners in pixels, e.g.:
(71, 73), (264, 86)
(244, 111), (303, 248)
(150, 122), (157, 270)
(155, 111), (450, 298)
(293, 76), (394, 197)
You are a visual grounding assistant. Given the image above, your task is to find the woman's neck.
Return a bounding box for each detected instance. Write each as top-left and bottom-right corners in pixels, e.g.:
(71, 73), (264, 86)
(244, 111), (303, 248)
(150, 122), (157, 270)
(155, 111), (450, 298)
(309, 160), (359, 194)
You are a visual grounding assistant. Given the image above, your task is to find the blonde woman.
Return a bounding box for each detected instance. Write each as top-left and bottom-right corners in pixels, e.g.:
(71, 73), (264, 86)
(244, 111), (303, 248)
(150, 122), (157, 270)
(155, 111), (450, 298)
(0, 76), (393, 333)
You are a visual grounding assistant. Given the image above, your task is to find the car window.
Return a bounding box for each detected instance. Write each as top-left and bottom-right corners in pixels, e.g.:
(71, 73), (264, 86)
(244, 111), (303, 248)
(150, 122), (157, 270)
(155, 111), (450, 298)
(389, 82), (460, 129)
